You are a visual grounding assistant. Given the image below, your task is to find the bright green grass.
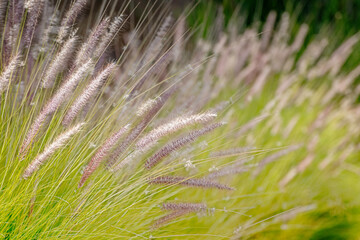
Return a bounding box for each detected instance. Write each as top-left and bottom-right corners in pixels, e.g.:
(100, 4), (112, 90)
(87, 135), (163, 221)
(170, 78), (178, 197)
(1, 72), (359, 239)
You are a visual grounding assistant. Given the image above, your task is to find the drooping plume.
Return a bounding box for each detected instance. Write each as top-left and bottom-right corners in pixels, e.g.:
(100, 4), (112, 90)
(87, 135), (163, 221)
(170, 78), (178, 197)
(152, 202), (208, 228)
(63, 63), (116, 126)
(210, 147), (256, 158)
(140, 14), (173, 68)
(161, 202), (207, 212)
(21, 60), (93, 156)
(95, 15), (124, 58)
(152, 210), (189, 229)
(136, 112), (217, 149)
(23, 123), (84, 179)
(149, 175), (234, 190)
(107, 86), (177, 168)
(207, 158), (253, 179)
(0, 54), (21, 94)
(57, 0), (88, 43)
(23, 0), (45, 47)
(74, 17), (110, 66)
(260, 11), (276, 51)
(42, 35), (78, 88)
(78, 124), (129, 188)
(145, 122), (223, 169)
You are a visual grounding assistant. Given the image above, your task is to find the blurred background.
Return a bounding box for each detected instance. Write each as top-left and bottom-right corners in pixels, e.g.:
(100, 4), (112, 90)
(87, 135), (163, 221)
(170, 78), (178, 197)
(76, 0), (359, 68)
(186, 0), (360, 67)
(106, 0), (359, 36)
(188, 0), (359, 35)
(62, 0), (359, 96)
(67, 0), (360, 37)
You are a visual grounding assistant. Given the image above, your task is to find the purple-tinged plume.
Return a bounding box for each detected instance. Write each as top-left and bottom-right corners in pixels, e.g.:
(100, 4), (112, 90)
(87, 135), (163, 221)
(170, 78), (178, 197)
(145, 122), (223, 169)
(20, 60), (93, 157)
(57, 0), (88, 43)
(23, 0), (45, 47)
(152, 202), (208, 229)
(23, 123), (84, 179)
(63, 63), (116, 126)
(161, 202), (207, 212)
(107, 86), (177, 168)
(152, 210), (189, 229)
(78, 124), (129, 188)
(141, 14), (173, 68)
(149, 175), (234, 190)
(0, 54), (21, 94)
(95, 15), (124, 58)
(137, 112), (217, 149)
(42, 35), (78, 88)
(74, 17), (110, 66)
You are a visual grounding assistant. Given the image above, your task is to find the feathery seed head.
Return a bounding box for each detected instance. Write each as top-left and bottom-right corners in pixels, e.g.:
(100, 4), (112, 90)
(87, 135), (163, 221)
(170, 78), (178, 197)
(75, 17), (110, 66)
(137, 112), (217, 149)
(95, 15), (124, 58)
(162, 202), (207, 212)
(23, 123), (84, 179)
(57, 0), (88, 43)
(145, 122), (223, 169)
(42, 35), (78, 88)
(78, 124), (129, 188)
(149, 175), (234, 190)
(136, 98), (160, 117)
(63, 63), (116, 126)
(0, 54), (21, 94)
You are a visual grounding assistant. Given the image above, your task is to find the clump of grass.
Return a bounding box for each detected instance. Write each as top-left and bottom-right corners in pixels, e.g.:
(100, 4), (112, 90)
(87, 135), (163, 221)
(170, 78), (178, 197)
(0, 0), (359, 239)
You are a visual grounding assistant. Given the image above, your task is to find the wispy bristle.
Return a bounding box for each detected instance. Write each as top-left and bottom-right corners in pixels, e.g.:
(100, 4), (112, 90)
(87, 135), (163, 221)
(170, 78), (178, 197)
(0, 54), (21, 94)
(57, 0), (88, 43)
(162, 202), (207, 212)
(95, 15), (124, 58)
(21, 60), (93, 156)
(152, 210), (189, 229)
(78, 124), (129, 188)
(22, 123), (84, 179)
(253, 144), (302, 176)
(149, 175), (234, 190)
(107, 87), (177, 167)
(63, 63), (116, 126)
(145, 122), (223, 169)
(75, 17), (110, 65)
(210, 147), (256, 158)
(137, 112), (217, 149)
(23, 0), (45, 47)
(136, 98), (159, 117)
(42, 35), (78, 88)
